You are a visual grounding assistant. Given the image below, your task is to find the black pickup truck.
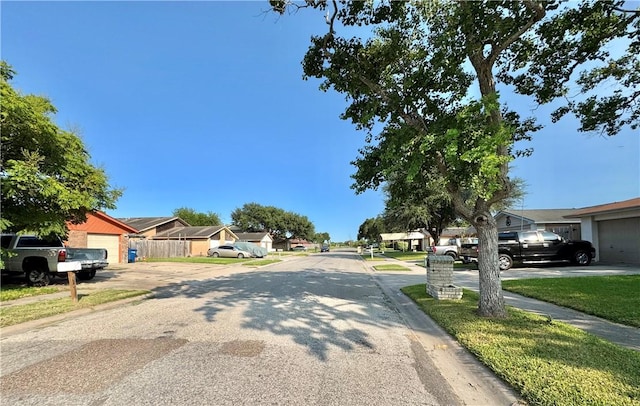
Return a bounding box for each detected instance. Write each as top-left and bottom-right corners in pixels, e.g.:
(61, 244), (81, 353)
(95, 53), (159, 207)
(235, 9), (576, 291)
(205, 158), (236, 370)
(461, 230), (595, 271)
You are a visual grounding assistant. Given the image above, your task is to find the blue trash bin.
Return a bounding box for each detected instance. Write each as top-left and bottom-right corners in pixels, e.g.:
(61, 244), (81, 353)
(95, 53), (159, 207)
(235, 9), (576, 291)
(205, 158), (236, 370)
(128, 248), (137, 263)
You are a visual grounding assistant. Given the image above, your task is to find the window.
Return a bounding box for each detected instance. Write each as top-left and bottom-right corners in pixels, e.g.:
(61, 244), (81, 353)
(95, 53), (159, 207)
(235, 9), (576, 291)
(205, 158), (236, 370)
(520, 231), (540, 243)
(1, 235), (12, 249)
(541, 231), (560, 242)
(15, 236), (62, 248)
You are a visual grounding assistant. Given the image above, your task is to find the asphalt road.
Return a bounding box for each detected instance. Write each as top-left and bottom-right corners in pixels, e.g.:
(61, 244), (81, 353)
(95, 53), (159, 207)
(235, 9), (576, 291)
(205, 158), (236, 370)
(0, 251), (520, 406)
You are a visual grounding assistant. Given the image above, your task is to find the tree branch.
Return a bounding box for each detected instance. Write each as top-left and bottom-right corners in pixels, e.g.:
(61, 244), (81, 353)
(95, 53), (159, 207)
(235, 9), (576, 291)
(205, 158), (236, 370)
(487, 1), (545, 66)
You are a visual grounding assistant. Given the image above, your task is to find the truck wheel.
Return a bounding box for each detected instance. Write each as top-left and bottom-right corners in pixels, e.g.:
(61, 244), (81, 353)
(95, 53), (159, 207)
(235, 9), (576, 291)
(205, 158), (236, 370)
(77, 270), (97, 281)
(26, 268), (51, 287)
(498, 254), (513, 271)
(572, 250), (592, 266)
(445, 251), (458, 260)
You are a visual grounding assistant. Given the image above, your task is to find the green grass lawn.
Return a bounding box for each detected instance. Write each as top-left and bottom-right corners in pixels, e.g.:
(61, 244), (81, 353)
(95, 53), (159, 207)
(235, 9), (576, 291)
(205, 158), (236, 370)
(502, 275), (640, 327)
(381, 251), (427, 261)
(0, 285), (64, 301)
(402, 285), (640, 406)
(0, 289), (150, 327)
(372, 264), (411, 272)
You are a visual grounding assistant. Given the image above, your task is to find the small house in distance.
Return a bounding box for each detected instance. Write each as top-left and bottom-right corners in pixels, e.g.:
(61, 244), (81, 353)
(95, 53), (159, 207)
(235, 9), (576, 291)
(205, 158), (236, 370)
(152, 226), (239, 257)
(234, 232), (273, 252)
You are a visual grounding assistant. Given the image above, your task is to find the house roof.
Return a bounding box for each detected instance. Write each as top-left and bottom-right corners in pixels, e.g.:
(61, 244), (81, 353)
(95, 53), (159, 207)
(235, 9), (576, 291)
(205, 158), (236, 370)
(117, 216), (190, 232)
(235, 232), (272, 242)
(440, 227), (476, 238)
(153, 226), (238, 240)
(566, 197), (640, 217)
(68, 211), (139, 234)
(380, 230), (428, 240)
(497, 209), (578, 224)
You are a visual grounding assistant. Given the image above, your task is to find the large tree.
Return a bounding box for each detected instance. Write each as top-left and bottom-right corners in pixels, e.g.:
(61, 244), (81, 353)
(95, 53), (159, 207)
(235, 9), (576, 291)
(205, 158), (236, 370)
(379, 169), (458, 245)
(172, 207), (222, 226)
(231, 202), (315, 241)
(357, 216), (384, 243)
(1, 62), (121, 237)
(271, 1), (638, 317)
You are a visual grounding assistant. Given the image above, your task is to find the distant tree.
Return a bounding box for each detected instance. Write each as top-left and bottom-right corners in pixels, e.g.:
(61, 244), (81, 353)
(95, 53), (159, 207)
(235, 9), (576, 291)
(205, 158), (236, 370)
(357, 217), (384, 244)
(271, 1), (638, 317)
(314, 232), (331, 244)
(0, 62), (121, 237)
(380, 169), (457, 245)
(172, 207), (221, 226)
(231, 202), (315, 241)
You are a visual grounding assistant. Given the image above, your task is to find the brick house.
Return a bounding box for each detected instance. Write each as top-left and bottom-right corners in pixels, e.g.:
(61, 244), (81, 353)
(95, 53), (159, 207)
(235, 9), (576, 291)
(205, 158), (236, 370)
(66, 211), (138, 264)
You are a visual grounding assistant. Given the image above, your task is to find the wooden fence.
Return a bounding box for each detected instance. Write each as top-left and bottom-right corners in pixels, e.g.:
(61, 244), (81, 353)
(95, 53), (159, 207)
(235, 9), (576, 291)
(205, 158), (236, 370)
(129, 240), (191, 259)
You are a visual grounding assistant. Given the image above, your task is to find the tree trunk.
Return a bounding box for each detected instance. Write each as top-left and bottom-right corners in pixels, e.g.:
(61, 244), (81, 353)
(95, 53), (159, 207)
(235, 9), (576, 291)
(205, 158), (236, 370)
(473, 212), (507, 317)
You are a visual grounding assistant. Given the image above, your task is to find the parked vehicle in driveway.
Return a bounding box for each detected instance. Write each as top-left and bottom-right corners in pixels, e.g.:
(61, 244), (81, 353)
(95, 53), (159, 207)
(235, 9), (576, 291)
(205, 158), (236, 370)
(207, 245), (253, 258)
(321, 244), (330, 252)
(462, 230), (595, 271)
(427, 237), (477, 260)
(292, 245), (307, 251)
(233, 241), (267, 258)
(1, 233), (108, 286)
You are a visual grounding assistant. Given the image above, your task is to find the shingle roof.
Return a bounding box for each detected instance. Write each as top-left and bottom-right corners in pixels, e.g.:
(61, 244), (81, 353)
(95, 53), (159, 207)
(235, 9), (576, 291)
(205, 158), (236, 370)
(153, 226), (238, 240)
(117, 217), (189, 232)
(567, 197), (640, 217)
(498, 209), (578, 223)
(235, 232), (272, 242)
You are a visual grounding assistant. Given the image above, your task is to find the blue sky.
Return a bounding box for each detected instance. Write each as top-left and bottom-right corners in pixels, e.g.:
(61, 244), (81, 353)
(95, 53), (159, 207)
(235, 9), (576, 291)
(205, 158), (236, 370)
(2, 1), (638, 242)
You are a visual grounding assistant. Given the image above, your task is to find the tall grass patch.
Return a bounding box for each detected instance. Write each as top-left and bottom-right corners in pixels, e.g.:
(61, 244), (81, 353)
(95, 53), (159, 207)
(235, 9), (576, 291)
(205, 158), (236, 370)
(402, 284), (640, 406)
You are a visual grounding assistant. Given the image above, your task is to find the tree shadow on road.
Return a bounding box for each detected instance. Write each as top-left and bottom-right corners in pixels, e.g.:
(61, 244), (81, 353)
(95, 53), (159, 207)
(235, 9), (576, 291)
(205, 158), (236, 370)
(151, 267), (402, 361)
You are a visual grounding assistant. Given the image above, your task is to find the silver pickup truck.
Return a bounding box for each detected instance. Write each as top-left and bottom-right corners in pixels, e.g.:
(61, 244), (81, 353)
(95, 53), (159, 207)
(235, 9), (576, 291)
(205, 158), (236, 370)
(1, 234), (108, 286)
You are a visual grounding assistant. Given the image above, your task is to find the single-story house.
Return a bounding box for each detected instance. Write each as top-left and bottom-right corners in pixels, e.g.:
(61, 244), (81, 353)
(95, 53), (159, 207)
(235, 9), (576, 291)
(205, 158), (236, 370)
(380, 230), (430, 251)
(494, 209), (581, 241)
(67, 211), (139, 264)
(566, 197), (640, 264)
(235, 232), (273, 252)
(152, 226), (239, 257)
(117, 216), (190, 238)
(438, 226), (476, 241)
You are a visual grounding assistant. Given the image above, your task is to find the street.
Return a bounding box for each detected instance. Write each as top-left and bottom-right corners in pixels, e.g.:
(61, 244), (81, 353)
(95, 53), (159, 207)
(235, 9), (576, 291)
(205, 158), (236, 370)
(0, 251), (515, 406)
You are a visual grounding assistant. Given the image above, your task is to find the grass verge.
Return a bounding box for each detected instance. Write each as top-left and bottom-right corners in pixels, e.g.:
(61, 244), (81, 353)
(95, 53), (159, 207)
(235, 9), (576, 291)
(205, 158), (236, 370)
(401, 284), (640, 406)
(372, 264), (411, 272)
(1, 285), (64, 301)
(0, 289), (150, 327)
(381, 251), (427, 261)
(502, 275), (640, 327)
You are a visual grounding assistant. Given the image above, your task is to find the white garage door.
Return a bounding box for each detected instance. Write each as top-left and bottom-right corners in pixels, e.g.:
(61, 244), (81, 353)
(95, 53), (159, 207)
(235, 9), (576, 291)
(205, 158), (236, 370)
(87, 234), (121, 264)
(598, 218), (640, 264)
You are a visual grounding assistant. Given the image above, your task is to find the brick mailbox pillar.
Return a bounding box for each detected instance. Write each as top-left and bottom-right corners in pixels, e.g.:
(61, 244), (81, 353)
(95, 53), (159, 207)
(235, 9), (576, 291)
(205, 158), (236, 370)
(425, 254), (463, 300)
